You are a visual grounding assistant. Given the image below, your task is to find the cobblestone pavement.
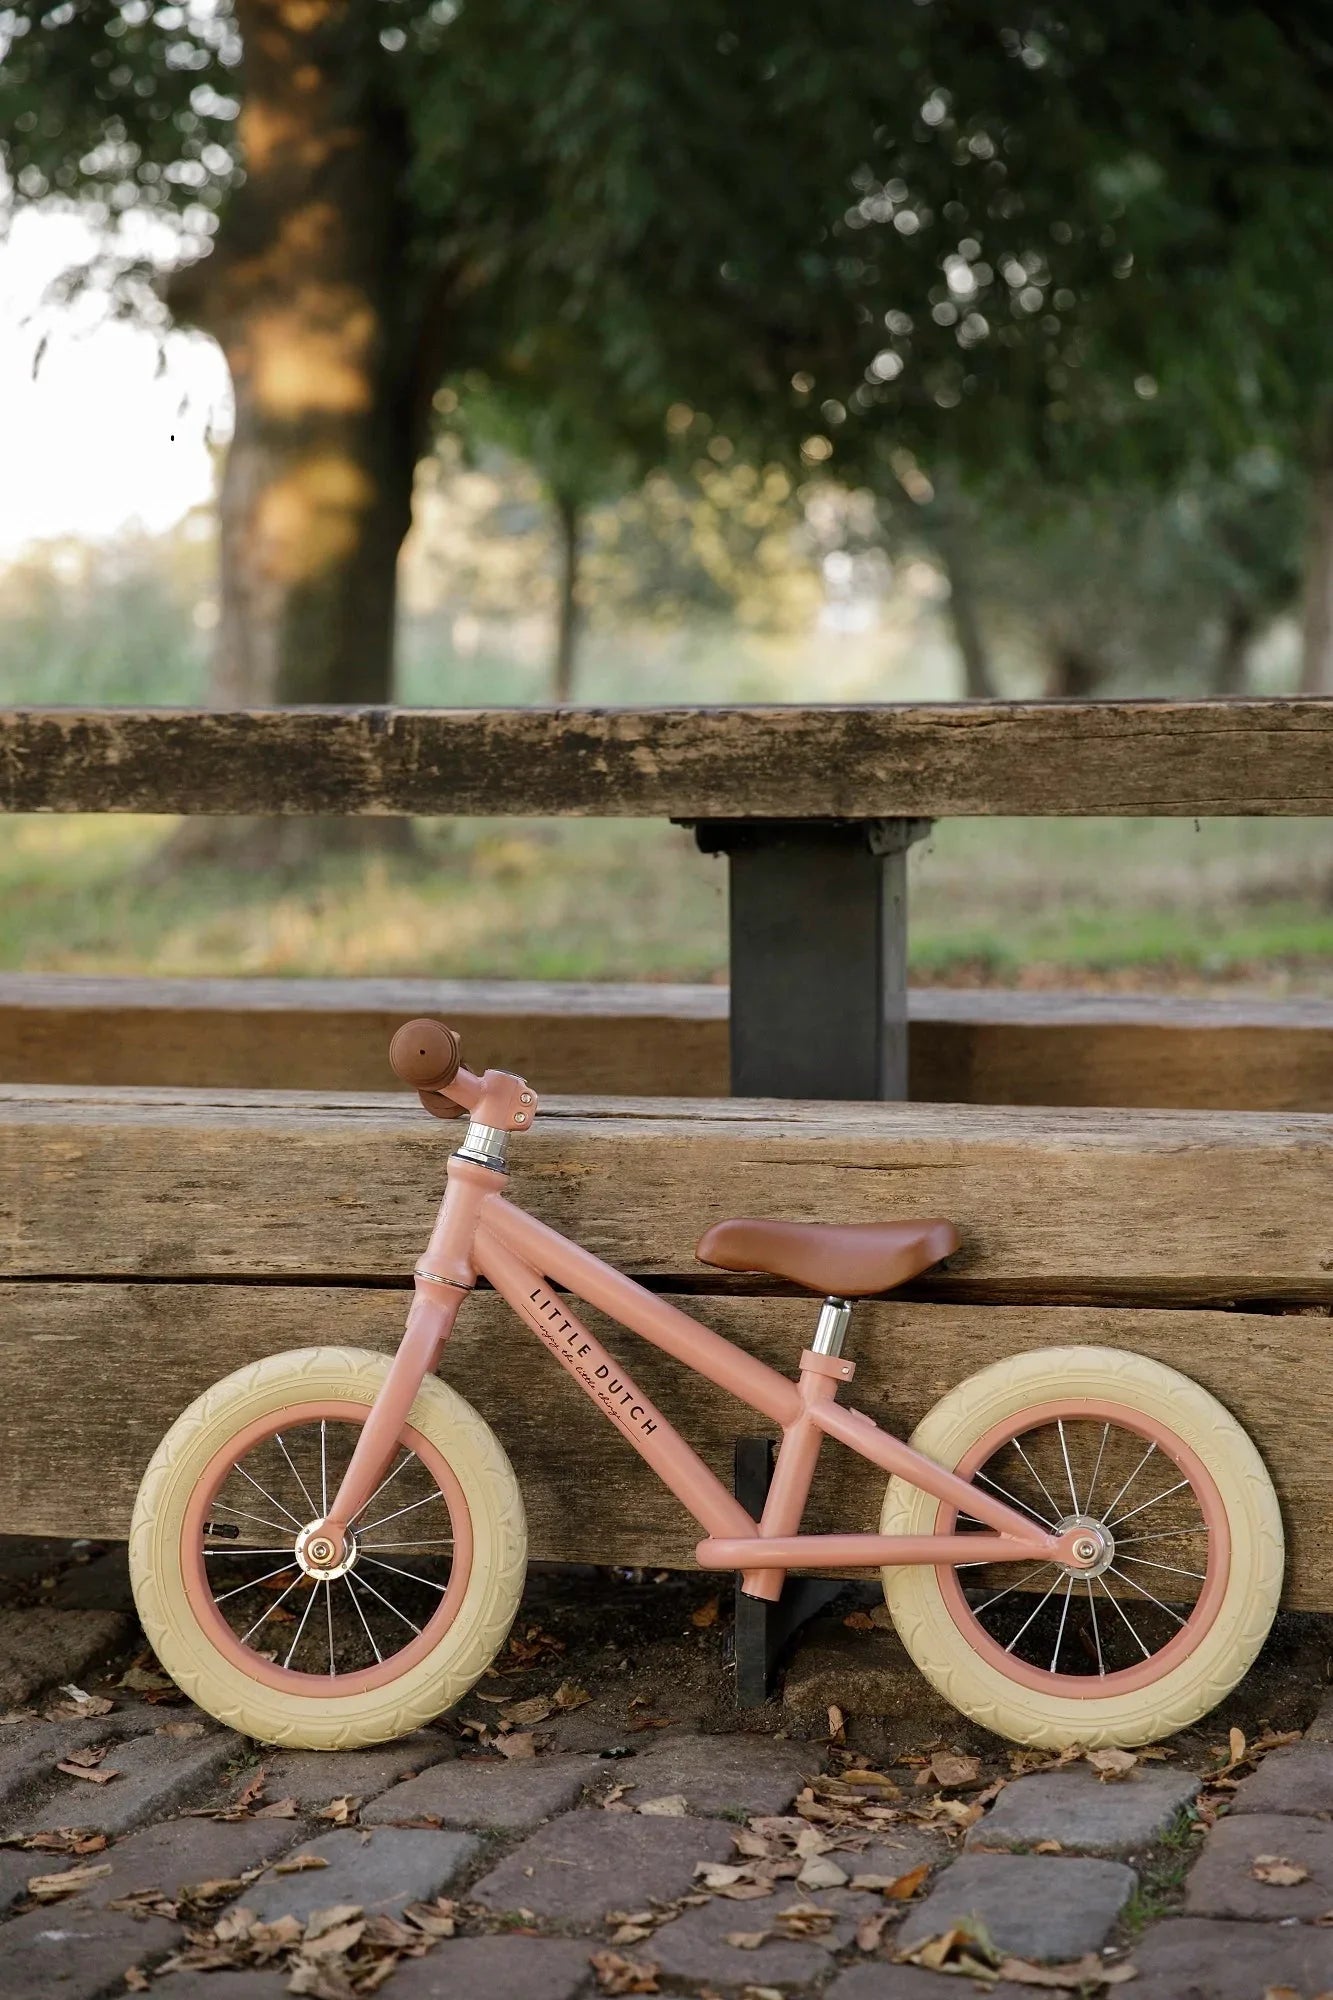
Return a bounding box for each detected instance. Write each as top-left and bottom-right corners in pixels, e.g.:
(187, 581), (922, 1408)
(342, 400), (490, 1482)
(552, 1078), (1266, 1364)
(2, 1538), (1333, 1998)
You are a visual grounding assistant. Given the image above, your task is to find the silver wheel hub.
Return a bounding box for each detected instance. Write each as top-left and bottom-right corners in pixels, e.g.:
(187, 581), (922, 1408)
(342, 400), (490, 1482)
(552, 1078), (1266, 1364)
(295, 1522), (359, 1579)
(1056, 1514), (1115, 1578)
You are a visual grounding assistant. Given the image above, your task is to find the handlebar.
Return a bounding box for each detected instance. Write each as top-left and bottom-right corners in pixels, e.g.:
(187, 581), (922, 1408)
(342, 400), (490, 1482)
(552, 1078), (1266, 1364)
(389, 1018), (463, 1091)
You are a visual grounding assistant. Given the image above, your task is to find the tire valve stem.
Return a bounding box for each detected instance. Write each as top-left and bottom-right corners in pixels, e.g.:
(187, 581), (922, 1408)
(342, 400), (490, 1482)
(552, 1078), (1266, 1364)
(203, 1522), (240, 1539)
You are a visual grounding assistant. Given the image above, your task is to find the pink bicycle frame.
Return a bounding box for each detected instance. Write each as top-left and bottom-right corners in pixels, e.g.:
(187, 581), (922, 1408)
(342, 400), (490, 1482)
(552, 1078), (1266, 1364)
(318, 1066), (1087, 1596)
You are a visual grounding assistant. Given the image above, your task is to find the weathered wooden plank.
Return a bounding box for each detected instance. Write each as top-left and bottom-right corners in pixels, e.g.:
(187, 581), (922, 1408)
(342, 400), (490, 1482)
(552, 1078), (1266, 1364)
(3, 701), (1332, 817)
(0, 975), (730, 1095)
(2, 1283), (1324, 1606)
(4, 975), (1333, 1112)
(2, 1085), (1331, 1303)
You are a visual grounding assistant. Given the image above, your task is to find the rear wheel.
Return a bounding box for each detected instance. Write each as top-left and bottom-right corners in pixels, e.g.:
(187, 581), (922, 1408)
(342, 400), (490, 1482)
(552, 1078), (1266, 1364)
(881, 1346), (1282, 1747)
(129, 1347), (527, 1748)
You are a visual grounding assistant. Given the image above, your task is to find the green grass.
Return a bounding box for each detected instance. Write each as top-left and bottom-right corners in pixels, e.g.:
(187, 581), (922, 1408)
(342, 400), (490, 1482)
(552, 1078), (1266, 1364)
(0, 812), (1330, 989)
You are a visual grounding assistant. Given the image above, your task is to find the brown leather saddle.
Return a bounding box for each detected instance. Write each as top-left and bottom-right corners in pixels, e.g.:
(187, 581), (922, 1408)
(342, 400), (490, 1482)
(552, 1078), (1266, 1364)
(695, 1216), (959, 1297)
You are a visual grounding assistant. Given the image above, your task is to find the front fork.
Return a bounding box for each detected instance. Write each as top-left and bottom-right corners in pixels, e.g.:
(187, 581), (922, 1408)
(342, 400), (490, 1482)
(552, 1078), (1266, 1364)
(308, 1280), (465, 1559)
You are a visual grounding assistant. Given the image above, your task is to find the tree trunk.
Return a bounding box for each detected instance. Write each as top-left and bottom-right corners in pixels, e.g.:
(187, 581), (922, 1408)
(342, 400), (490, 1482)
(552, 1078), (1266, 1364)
(1301, 420), (1333, 692)
(551, 491), (582, 704)
(164, 0), (436, 865)
(1214, 600), (1255, 694)
(930, 510), (997, 699)
(1045, 640), (1104, 698)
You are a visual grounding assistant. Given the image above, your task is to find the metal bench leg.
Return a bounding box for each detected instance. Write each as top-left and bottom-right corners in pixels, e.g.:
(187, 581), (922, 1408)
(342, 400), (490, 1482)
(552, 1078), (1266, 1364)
(732, 1436), (845, 1707)
(693, 819), (932, 1099)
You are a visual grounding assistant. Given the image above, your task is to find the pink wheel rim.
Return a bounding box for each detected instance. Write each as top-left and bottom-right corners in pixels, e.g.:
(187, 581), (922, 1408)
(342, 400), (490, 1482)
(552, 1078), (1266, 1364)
(181, 1399), (474, 1697)
(935, 1398), (1230, 1698)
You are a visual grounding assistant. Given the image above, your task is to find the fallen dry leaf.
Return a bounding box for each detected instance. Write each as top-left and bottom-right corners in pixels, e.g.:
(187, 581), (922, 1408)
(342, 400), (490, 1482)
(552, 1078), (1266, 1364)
(1253, 1855), (1310, 1887)
(796, 1856), (847, 1891)
(123, 1969), (150, 1993)
(827, 1704), (846, 1745)
(884, 1863), (932, 1901)
(56, 1758), (120, 1786)
(47, 1686), (115, 1721)
(6, 1829), (107, 1856)
(402, 1895), (456, 1938)
(270, 1853), (330, 1876)
(255, 1795), (299, 1819)
(1033, 1839), (1064, 1854)
(638, 1794), (688, 1818)
(897, 1917), (1002, 1974)
(27, 1861), (112, 1902)
(494, 1730), (538, 1761)
(118, 1664), (172, 1692)
(1087, 1748), (1138, 1782)
(589, 1947), (660, 1993)
(690, 1597), (720, 1629)
(156, 1720), (206, 1740)
(929, 1752), (981, 1789)
(503, 1695), (556, 1727)
(312, 1796), (359, 1825)
(726, 1929), (770, 1950)
(843, 1610), (876, 1630)
(553, 1680), (591, 1711)
(855, 1908), (896, 1951)
(997, 1953), (1139, 1988)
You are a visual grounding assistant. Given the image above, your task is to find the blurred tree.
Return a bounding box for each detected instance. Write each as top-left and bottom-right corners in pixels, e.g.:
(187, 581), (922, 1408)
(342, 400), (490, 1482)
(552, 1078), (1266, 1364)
(2, 0), (1329, 724)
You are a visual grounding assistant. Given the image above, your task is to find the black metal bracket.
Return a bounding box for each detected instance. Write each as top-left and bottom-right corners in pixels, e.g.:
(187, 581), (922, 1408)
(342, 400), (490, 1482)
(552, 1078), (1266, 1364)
(732, 1436), (846, 1707)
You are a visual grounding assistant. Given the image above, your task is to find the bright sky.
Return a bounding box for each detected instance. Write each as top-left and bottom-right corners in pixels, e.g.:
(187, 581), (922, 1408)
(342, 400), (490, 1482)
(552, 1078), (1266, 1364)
(0, 208), (231, 561)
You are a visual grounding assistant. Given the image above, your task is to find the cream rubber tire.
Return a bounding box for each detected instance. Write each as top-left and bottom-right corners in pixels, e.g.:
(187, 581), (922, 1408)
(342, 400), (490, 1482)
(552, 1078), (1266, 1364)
(129, 1347), (527, 1749)
(880, 1345), (1283, 1748)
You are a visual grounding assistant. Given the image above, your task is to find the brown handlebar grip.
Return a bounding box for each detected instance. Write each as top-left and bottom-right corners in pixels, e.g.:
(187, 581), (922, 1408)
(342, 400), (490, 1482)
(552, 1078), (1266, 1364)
(389, 1018), (463, 1091)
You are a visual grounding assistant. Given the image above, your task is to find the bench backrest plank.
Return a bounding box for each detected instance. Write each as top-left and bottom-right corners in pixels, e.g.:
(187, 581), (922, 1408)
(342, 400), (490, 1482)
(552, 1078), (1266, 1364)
(4, 700), (1333, 815)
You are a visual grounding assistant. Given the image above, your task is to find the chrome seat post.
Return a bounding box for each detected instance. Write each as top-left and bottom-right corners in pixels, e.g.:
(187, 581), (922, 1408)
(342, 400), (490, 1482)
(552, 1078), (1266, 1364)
(811, 1297), (852, 1357)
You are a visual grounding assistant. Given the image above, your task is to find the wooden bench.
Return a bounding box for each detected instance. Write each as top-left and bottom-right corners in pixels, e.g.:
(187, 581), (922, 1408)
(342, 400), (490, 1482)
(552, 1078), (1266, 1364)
(3, 1083), (1329, 1603)
(5, 974), (1333, 1111)
(6, 700), (1333, 1102)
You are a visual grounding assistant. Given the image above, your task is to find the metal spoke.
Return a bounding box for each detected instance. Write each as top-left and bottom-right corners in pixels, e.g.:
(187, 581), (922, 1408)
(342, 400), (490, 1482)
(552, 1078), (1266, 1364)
(275, 1433), (319, 1520)
(360, 1553), (448, 1592)
(1011, 1439), (1065, 1524)
(356, 1488), (446, 1535)
(320, 1421), (329, 1518)
(240, 1570), (308, 1644)
(205, 1547), (296, 1558)
(348, 1567), (424, 1637)
(1049, 1576), (1075, 1673)
(1086, 1579), (1105, 1676)
(969, 1563), (1058, 1615)
(348, 1451), (420, 1529)
(343, 1575), (382, 1664)
(282, 1570), (322, 1668)
(236, 1464), (305, 1530)
(1117, 1527), (1207, 1547)
(1117, 1554), (1207, 1582)
(1098, 1443), (1158, 1525)
(1057, 1420), (1080, 1514)
(214, 1561), (299, 1603)
(974, 1471), (1057, 1529)
(1106, 1480), (1191, 1530)
(1097, 1577), (1152, 1660)
(359, 1538), (454, 1552)
(1106, 1565), (1188, 1627)
(1004, 1573), (1068, 1655)
(1082, 1423), (1110, 1518)
(325, 1578), (336, 1676)
(209, 1500), (300, 1538)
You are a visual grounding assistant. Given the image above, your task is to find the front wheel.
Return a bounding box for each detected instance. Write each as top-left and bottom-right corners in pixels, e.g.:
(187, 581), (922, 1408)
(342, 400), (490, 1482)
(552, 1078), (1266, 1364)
(129, 1347), (527, 1748)
(881, 1346), (1283, 1748)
